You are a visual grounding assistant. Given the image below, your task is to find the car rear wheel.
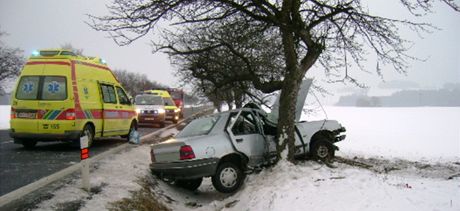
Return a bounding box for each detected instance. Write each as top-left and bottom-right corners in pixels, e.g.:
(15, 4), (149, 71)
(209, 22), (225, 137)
(21, 139), (37, 149)
(81, 124), (94, 148)
(311, 140), (335, 161)
(212, 162), (244, 193)
(175, 178), (203, 191)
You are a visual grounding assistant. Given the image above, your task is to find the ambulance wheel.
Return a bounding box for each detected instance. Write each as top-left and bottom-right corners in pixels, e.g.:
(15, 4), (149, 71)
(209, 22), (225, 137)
(81, 124), (94, 148)
(124, 122), (137, 141)
(22, 140), (37, 149)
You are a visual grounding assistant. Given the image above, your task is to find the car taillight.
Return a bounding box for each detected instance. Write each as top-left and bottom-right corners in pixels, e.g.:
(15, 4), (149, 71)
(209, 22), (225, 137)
(180, 145), (195, 160)
(10, 107), (16, 119)
(150, 148), (156, 163)
(65, 108), (76, 120)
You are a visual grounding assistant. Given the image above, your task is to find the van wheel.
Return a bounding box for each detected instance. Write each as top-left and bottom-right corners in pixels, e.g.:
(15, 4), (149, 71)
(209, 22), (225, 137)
(81, 124), (94, 148)
(175, 178), (203, 191)
(123, 122), (136, 141)
(212, 162), (244, 193)
(22, 140), (37, 149)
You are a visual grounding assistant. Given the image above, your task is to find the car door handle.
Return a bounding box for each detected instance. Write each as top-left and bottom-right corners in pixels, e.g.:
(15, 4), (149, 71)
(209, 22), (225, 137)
(236, 138), (243, 142)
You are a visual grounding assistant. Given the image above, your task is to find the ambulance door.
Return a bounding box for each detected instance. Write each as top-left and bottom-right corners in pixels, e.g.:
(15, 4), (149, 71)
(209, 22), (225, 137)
(99, 84), (119, 136)
(115, 86), (133, 135)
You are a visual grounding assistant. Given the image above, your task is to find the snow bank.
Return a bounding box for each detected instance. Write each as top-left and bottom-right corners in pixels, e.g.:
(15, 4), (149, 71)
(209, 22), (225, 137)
(302, 107), (460, 161)
(0, 105), (10, 129)
(35, 145), (152, 211)
(194, 160), (460, 211)
(35, 127), (182, 211)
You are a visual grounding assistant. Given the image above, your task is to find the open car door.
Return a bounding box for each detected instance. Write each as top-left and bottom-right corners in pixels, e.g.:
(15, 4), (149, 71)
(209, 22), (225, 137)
(226, 110), (266, 167)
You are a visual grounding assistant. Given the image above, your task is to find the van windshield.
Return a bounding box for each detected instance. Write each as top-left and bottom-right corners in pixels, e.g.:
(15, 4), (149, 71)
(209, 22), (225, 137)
(163, 97), (175, 106)
(135, 95), (163, 105)
(16, 76), (67, 100)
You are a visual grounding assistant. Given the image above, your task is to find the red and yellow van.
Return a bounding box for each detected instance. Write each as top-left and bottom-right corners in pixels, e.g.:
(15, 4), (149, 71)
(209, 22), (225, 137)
(9, 49), (137, 148)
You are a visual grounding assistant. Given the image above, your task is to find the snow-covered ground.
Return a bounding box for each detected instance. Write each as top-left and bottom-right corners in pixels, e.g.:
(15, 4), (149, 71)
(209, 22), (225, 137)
(304, 106), (460, 162)
(4, 106), (460, 210)
(0, 105), (10, 129)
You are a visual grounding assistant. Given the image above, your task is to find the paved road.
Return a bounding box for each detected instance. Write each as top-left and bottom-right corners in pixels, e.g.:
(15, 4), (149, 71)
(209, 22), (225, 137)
(0, 106), (209, 196)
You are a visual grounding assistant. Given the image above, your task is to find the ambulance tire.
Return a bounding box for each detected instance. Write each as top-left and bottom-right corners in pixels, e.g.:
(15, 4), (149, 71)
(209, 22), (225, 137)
(81, 124), (94, 148)
(21, 139), (37, 149)
(123, 121), (137, 142)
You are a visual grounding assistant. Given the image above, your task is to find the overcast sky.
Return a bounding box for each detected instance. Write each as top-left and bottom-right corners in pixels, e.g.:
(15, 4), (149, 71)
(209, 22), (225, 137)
(0, 0), (459, 94)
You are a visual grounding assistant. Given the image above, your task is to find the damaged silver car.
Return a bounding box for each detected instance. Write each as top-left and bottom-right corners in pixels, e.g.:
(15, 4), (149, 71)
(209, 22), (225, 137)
(150, 80), (346, 193)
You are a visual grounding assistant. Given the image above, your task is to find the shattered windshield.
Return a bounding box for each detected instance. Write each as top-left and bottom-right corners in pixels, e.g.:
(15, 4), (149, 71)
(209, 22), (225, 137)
(176, 115), (220, 138)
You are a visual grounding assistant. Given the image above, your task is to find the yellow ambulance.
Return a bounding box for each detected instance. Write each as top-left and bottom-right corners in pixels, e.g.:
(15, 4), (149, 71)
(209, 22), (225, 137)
(143, 90), (180, 123)
(9, 49), (137, 148)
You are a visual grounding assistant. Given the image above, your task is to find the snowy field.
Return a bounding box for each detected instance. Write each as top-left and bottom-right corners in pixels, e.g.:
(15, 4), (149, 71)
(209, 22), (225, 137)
(303, 106), (460, 162)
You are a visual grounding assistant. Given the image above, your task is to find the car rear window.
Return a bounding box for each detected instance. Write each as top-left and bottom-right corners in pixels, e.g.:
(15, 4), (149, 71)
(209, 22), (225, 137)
(16, 76), (67, 100)
(176, 115), (220, 138)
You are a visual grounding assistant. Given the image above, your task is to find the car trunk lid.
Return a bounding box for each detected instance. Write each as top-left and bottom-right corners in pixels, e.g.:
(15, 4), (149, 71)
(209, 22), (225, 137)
(151, 139), (185, 162)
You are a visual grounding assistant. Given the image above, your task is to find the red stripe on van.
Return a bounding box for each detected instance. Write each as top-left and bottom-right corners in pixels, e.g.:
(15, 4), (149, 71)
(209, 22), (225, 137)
(26, 61), (71, 66)
(70, 61), (83, 119)
(75, 61), (111, 71)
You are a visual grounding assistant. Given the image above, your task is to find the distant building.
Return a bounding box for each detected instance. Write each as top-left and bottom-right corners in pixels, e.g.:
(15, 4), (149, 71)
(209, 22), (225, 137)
(336, 85), (460, 107)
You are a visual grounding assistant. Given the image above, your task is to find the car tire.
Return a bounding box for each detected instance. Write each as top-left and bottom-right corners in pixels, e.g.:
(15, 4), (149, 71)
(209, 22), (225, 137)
(81, 124), (94, 148)
(311, 140), (335, 161)
(175, 178), (203, 191)
(21, 139), (37, 149)
(212, 162), (244, 193)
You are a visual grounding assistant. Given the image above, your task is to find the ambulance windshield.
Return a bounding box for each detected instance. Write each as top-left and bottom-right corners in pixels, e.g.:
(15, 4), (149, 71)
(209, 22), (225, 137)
(135, 95), (163, 105)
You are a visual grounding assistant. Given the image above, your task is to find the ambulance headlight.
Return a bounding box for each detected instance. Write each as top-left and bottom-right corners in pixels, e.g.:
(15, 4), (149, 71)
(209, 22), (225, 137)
(158, 109), (165, 114)
(135, 108), (141, 114)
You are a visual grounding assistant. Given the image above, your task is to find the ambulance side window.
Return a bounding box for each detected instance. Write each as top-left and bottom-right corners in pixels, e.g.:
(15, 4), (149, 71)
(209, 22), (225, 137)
(116, 87), (130, 105)
(101, 84), (117, 104)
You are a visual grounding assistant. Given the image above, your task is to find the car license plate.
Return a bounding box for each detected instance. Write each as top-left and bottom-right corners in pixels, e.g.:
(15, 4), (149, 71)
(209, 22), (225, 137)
(145, 118), (154, 120)
(17, 112), (36, 119)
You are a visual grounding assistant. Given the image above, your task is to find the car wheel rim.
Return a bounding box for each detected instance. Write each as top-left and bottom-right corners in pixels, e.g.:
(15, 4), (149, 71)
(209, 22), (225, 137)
(317, 145), (329, 158)
(220, 167), (237, 188)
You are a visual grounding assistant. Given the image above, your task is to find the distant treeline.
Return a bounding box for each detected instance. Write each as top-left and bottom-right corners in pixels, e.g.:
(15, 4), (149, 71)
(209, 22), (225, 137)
(336, 84), (460, 107)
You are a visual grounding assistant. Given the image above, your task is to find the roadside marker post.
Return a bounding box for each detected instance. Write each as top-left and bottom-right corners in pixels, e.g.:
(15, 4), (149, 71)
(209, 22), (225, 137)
(80, 136), (90, 192)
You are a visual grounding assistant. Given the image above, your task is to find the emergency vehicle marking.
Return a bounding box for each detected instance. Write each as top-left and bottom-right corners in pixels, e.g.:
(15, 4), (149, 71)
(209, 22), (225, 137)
(43, 110), (62, 120)
(22, 82), (34, 93)
(47, 81), (60, 93)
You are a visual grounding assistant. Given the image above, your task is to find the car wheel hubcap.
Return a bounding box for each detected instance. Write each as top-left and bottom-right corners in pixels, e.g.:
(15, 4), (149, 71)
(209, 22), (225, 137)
(317, 145), (329, 158)
(220, 167), (237, 188)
